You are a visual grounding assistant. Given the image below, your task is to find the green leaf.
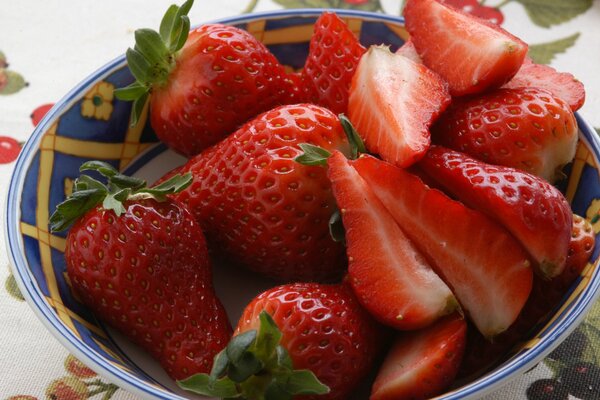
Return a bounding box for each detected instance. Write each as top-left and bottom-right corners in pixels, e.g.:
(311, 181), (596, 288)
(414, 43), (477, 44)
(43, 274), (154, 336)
(177, 374), (239, 397)
(125, 48), (151, 84)
(272, 0), (380, 11)
(5, 273), (25, 302)
(283, 370), (330, 395)
(110, 174), (146, 191)
(275, 345), (293, 370)
(49, 189), (107, 232)
(129, 91), (149, 127)
(143, 172), (192, 199)
(265, 378), (293, 400)
(528, 33), (580, 65)
(254, 311), (283, 360)
(134, 29), (170, 67)
(295, 143), (332, 166)
(159, 4), (180, 43)
(228, 352), (263, 383)
(515, 0), (592, 28)
(75, 175), (107, 193)
(114, 82), (149, 101)
(210, 349), (231, 379)
(80, 160), (119, 177)
(339, 114), (366, 160)
(172, 15), (191, 53)
(578, 322), (600, 364)
(102, 188), (131, 217)
(0, 70), (27, 95)
(226, 330), (257, 363)
(328, 209), (346, 244)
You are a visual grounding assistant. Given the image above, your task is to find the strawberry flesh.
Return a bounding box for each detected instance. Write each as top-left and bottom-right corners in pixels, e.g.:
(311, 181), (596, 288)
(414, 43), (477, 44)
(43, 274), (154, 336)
(395, 39), (422, 63)
(371, 314), (467, 400)
(418, 146), (572, 278)
(327, 151), (457, 330)
(348, 46), (451, 168)
(503, 57), (586, 112)
(353, 155), (533, 338)
(404, 0), (527, 96)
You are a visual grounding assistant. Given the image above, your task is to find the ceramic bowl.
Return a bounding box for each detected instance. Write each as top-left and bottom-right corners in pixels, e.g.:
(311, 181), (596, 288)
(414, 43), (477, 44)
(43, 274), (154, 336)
(6, 8), (600, 400)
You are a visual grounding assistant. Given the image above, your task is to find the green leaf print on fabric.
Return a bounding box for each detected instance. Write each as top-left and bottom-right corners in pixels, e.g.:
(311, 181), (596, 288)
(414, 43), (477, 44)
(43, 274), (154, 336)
(528, 33), (579, 65)
(5, 273), (25, 301)
(0, 50), (27, 95)
(515, 0), (592, 28)
(272, 0), (381, 12)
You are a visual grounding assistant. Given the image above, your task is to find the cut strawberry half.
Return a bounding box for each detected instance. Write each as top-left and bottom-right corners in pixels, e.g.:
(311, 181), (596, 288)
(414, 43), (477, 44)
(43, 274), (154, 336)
(371, 314), (467, 400)
(503, 58), (586, 111)
(404, 0), (527, 96)
(301, 12), (366, 114)
(327, 151), (457, 330)
(395, 39), (422, 63)
(348, 46), (450, 168)
(418, 146), (573, 278)
(354, 155), (533, 338)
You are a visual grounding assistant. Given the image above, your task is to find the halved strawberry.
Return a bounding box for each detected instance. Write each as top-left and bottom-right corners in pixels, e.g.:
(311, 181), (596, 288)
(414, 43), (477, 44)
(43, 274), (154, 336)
(301, 12), (366, 114)
(371, 314), (467, 400)
(503, 58), (586, 112)
(555, 214), (595, 289)
(353, 155), (533, 338)
(418, 146), (572, 278)
(404, 0), (527, 96)
(395, 39), (422, 63)
(327, 151), (457, 330)
(348, 46), (450, 168)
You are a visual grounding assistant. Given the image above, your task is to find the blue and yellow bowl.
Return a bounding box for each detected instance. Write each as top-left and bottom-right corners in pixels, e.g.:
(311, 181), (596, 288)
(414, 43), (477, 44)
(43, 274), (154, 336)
(5, 9), (600, 400)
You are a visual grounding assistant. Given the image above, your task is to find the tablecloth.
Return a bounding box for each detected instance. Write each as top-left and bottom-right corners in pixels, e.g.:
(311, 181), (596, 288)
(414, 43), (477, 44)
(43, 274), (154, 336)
(1, 0), (600, 399)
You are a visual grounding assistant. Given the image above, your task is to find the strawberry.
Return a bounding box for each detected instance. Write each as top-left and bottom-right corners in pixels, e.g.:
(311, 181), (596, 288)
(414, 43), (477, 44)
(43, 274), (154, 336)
(418, 146), (572, 278)
(49, 162), (231, 380)
(326, 151), (457, 330)
(395, 39), (421, 63)
(503, 57), (586, 112)
(179, 282), (386, 400)
(353, 154), (533, 338)
(301, 12), (366, 114)
(115, 0), (297, 157)
(555, 214), (595, 289)
(173, 104), (348, 282)
(348, 46), (451, 168)
(404, 0), (527, 96)
(432, 87), (578, 183)
(371, 313), (467, 400)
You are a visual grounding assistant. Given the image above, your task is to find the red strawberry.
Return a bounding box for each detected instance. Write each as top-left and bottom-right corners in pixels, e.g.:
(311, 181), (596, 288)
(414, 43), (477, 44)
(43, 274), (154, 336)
(395, 39), (422, 63)
(556, 214), (595, 289)
(50, 163), (231, 380)
(115, 1), (297, 157)
(433, 87), (578, 183)
(353, 154), (533, 338)
(173, 104), (348, 282)
(179, 282), (386, 400)
(404, 0), (527, 96)
(371, 313), (467, 400)
(348, 46), (451, 168)
(503, 57), (586, 112)
(418, 146), (572, 278)
(301, 12), (366, 114)
(327, 151), (457, 330)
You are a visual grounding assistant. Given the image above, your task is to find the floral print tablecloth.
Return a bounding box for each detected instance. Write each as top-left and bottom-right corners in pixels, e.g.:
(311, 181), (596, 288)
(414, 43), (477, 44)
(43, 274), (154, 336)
(1, 0), (600, 399)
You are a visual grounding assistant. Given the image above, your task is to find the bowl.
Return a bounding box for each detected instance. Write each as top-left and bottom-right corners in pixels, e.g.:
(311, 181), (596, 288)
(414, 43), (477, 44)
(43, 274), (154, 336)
(6, 8), (600, 400)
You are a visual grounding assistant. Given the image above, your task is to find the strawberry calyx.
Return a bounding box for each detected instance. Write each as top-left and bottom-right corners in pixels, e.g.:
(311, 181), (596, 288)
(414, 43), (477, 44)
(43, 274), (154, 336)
(49, 160), (192, 232)
(178, 311), (329, 400)
(114, 0), (193, 126)
(295, 114), (366, 166)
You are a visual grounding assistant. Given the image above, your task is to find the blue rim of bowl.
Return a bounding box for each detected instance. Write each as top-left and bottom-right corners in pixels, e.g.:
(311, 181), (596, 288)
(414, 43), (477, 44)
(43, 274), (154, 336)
(5, 7), (600, 400)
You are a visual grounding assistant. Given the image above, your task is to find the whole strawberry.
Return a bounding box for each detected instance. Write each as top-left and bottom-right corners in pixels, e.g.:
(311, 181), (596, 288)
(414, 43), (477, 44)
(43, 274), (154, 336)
(433, 87), (578, 183)
(179, 282), (386, 400)
(301, 12), (366, 114)
(115, 0), (297, 157)
(50, 162), (231, 380)
(173, 104), (349, 282)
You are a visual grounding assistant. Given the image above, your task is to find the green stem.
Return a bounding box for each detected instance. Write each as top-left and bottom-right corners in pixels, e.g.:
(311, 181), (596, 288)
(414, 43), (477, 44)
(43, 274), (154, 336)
(85, 379), (106, 387)
(87, 388), (108, 397)
(102, 385), (119, 400)
(495, 0), (513, 8)
(241, 0), (259, 14)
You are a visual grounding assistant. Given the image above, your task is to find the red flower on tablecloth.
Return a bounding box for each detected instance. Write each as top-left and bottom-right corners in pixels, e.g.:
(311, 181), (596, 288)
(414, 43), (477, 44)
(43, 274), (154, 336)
(64, 355), (97, 379)
(0, 136), (22, 164)
(46, 377), (88, 400)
